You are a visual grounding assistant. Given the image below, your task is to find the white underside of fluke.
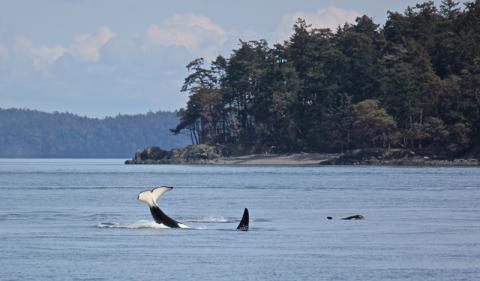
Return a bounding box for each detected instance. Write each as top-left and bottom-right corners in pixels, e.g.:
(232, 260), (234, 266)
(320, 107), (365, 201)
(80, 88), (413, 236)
(138, 186), (172, 207)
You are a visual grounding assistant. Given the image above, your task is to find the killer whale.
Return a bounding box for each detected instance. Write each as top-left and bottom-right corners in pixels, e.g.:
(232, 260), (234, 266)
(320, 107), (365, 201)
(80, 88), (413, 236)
(341, 214), (365, 220)
(326, 214), (365, 220)
(138, 186), (249, 230)
(236, 208), (249, 231)
(137, 186), (188, 228)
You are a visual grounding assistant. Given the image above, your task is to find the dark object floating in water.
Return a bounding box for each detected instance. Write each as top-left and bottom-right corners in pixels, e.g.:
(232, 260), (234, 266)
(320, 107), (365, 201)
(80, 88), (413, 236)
(326, 215), (365, 220)
(236, 208), (249, 231)
(341, 214), (365, 220)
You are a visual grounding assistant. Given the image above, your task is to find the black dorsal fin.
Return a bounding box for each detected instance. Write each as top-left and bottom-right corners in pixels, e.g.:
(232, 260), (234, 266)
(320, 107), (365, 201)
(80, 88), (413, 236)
(236, 208), (249, 231)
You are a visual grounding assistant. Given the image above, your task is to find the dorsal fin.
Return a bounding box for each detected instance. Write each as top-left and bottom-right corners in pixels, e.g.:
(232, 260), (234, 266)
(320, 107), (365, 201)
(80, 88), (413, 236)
(236, 208), (249, 231)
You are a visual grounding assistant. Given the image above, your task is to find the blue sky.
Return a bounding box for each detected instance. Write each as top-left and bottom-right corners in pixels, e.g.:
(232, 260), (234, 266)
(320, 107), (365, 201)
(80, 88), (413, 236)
(0, 0), (449, 117)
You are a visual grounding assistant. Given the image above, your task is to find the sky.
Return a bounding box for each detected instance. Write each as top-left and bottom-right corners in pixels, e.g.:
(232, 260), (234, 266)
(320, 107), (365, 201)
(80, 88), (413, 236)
(0, 0), (451, 117)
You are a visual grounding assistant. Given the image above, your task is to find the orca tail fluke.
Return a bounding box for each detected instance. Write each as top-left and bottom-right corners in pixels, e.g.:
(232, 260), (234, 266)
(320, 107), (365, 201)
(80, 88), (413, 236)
(236, 208), (249, 231)
(138, 186), (188, 228)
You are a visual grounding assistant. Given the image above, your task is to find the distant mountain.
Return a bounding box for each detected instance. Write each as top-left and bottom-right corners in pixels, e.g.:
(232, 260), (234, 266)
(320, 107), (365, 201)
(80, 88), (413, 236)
(0, 108), (190, 158)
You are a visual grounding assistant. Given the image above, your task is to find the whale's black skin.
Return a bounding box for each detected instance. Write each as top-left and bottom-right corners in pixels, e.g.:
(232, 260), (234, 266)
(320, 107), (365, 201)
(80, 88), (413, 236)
(138, 186), (187, 228)
(139, 186), (250, 230)
(326, 215), (365, 220)
(149, 206), (181, 228)
(236, 208), (249, 231)
(341, 214), (365, 220)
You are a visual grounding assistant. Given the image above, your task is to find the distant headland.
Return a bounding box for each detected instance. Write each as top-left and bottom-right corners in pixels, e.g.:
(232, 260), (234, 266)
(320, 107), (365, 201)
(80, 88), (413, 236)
(0, 108), (189, 158)
(129, 1), (480, 165)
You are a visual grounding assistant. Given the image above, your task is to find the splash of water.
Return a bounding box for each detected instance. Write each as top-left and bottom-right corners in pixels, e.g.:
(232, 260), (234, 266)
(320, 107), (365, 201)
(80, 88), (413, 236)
(96, 220), (169, 229)
(183, 216), (235, 223)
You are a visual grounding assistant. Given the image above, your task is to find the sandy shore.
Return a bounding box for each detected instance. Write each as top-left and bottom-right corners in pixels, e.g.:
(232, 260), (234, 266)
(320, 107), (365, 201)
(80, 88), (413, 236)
(210, 153), (338, 165)
(209, 154), (480, 166)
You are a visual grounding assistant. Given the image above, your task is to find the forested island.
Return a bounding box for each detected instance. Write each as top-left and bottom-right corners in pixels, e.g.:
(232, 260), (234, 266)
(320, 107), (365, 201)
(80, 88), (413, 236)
(166, 0), (480, 163)
(0, 108), (189, 158)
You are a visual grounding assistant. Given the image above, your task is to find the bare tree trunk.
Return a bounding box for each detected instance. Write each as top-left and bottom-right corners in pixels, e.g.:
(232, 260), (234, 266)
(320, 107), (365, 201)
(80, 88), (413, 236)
(192, 123), (199, 144)
(189, 129), (195, 145)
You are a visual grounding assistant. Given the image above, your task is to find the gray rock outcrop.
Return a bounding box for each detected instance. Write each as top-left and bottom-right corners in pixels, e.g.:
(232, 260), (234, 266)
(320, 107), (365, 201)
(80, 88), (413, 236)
(125, 144), (222, 164)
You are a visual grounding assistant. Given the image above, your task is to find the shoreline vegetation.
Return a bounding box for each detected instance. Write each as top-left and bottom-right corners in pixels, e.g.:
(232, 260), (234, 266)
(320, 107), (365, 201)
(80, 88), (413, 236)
(128, 1), (480, 166)
(125, 144), (479, 166)
(162, 1), (480, 163)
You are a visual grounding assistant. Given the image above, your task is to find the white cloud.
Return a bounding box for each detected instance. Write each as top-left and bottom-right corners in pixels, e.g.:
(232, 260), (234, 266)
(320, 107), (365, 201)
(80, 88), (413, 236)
(275, 6), (361, 42)
(11, 36), (61, 70)
(0, 17), (233, 115)
(146, 14), (226, 58)
(69, 26), (116, 62)
(5, 15), (228, 70)
(32, 45), (66, 66)
(9, 26), (115, 69)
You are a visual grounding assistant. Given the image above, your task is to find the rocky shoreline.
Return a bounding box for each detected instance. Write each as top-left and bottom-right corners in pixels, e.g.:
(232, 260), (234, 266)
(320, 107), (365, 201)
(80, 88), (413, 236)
(125, 145), (479, 166)
(318, 148), (479, 166)
(125, 144), (222, 164)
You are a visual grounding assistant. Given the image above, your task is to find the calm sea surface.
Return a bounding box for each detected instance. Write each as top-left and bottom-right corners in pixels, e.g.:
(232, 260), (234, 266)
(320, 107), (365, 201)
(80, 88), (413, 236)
(0, 159), (479, 281)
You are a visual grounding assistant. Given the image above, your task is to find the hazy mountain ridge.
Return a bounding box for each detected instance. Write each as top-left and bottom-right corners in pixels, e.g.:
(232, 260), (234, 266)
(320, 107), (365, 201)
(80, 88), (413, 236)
(0, 108), (190, 158)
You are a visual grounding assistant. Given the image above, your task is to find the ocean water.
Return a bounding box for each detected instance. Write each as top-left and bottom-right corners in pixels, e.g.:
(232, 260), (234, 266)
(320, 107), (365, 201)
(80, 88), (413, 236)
(0, 159), (479, 281)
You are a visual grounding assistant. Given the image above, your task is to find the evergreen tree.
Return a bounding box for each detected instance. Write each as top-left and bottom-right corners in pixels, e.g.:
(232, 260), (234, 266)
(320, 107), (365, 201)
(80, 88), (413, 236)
(172, 1), (480, 158)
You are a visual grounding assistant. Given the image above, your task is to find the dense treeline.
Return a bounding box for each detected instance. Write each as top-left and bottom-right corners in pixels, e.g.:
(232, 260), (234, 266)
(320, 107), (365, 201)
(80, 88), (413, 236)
(0, 108), (189, 158)
(173, 0), (480, 158)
